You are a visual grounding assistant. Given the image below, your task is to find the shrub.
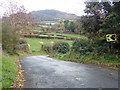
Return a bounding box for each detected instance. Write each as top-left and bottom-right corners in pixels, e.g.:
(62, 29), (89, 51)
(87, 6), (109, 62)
(19, 38), (27, 44)
(71, 39), (92, 54)
(92, 39), (110, 54)
(2, 21), (20, 54)
(41, 45), (52, 53)
(18, 44), (30, 52)
(90, 38), (120, 55)
(52, 42), (70, 53)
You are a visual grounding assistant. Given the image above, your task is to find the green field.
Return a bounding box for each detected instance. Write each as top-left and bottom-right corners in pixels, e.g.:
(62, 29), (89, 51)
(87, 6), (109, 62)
(32, 27), (88, 40)
(26, 38), (73, 54)
(25, 29), (88, 40)
(49, 33), (88, 40)
(2, 55), (17, 88)
(25, 34), (88, 52)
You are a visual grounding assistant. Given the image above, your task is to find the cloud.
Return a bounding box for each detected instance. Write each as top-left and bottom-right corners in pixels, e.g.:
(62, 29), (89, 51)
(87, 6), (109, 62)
(0, 0), (86, 16)
(21, 0), (86, 16)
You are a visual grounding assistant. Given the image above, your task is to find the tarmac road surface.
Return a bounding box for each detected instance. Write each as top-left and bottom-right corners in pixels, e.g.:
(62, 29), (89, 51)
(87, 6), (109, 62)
(20, 55), (119, 88)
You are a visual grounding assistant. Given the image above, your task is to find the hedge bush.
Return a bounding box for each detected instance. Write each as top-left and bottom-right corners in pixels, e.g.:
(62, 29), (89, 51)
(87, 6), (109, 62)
(52, 42), (70, 53)
(19, 38), (27, 44)
(92, 38), (120, 55)
(71, 39), (92, 54)
(2, 21), (20, 54)
(41, 45), (52, 53)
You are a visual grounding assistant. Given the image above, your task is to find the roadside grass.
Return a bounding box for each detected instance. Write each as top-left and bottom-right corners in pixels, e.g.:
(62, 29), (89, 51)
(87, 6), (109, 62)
(50, 52), (120, 69)
(25, 37), (120, 69)
(0, 53), (2, 90)
(2, 54), (17, 88)
(25, 38), (73, 54)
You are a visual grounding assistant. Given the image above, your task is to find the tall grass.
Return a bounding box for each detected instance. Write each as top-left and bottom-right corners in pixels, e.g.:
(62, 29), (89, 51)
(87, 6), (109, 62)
(0, 53), (2, 89)
(2, 55), (17, 88)
(51, 52), (120, 69)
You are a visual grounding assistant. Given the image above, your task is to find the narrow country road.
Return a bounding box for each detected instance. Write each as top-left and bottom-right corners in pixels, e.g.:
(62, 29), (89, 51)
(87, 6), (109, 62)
(20, 55), (118, 88)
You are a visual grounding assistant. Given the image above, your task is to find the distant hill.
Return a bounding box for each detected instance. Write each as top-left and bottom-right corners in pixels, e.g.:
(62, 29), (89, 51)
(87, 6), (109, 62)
(31, 10), (79, 22)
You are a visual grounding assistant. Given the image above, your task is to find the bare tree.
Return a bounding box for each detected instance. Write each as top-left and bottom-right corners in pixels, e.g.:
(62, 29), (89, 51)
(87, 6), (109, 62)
(1, 0), (34, 54)
(1, 0), (34, 34)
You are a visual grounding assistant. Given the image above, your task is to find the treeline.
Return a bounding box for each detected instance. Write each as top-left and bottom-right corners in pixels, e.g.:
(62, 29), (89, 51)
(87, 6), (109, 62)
(45, 1), (120, 67)
(81, 1), (120, 54)
(64, 1), (120, 35)
(81, 1), (120, 36)
(63, 1), (120, 54)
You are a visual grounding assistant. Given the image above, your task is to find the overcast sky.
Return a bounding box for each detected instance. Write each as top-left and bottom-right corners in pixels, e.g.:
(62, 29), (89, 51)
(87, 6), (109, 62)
(21, 0), (86, 16)
(0, 0), (86, 16)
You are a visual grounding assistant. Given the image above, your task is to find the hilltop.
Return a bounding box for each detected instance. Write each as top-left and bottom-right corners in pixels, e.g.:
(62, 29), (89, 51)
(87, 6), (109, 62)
(31, 9), (79, 22)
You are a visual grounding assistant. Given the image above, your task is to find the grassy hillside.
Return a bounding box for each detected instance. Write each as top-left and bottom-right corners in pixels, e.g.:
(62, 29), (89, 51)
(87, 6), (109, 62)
(31, 9), (78, 22)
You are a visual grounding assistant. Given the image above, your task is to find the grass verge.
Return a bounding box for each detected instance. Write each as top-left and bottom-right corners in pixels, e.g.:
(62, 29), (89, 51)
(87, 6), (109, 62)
(0, 53), (2, 90)
(2, 54), (17, 88)
(50, 52), (120, 70)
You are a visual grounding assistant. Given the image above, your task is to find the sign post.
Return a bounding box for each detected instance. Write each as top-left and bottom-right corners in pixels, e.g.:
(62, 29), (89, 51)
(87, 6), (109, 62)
(106, 34), (117, 52)
(106, 34), (117, 42)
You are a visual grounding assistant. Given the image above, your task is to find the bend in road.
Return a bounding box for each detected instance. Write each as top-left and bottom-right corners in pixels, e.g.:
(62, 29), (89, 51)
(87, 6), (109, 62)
(20, 55), (119, 88)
